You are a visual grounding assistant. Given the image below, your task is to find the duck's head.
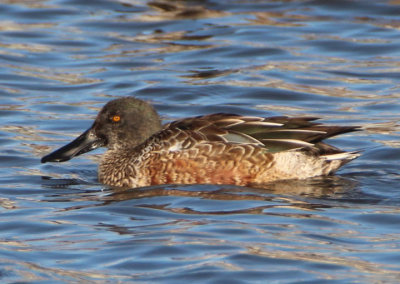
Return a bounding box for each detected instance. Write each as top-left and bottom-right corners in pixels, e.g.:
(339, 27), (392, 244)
(41, 97), (162, 163)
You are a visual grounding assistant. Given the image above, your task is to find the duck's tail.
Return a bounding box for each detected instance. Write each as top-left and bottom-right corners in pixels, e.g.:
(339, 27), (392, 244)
(269, 150), (361, 181)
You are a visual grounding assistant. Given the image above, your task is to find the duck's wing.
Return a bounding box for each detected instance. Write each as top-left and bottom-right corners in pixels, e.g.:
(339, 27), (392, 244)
(162, 114), (359, 154)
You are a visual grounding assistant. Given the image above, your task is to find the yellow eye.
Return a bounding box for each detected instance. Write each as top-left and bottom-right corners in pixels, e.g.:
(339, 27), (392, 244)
(112, 115), (121, 122)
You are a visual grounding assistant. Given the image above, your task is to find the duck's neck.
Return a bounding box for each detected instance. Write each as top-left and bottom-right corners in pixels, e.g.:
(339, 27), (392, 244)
(98, 148), (143, 188)
(98, 134), (162, 188)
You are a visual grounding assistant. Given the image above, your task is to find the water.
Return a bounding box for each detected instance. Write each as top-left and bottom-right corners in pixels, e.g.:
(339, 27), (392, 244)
(1, 0), (400, 282)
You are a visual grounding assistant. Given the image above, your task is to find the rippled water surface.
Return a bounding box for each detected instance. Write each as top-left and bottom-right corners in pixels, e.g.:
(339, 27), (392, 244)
(1, 0), (400, 282)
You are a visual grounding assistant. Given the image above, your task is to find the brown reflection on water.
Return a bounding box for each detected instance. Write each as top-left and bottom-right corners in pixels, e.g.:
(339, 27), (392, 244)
(304, 33), (390, 44)
(5, 64), (104, 85)
(1, 125), (48, 142)
(110, 177), (356, 201)
(104, 41), (215, 59)
(248, 245), (400, 282)
(183, 58), (397, 101)
(1, 0), (54, 9)
(246, 11), (310, 27)
(355, 16), (400, 31)
(109, 30), (212, 44)
(0, 42), (52, 56)
(364, 121), (400, 134)
(181, 69), (236, 80)
(0, 257), (129, 282)
(0, 197), (18, 209)
(138, 1), (229, 22)
(40, 176), (357, 214)
(0, 21), (55, 32)
(103, 29), (216, 63)
(363, 120), (400, 148)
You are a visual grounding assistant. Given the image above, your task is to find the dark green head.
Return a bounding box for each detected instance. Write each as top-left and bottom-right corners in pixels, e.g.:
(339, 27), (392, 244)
(41, 97), (162, 163)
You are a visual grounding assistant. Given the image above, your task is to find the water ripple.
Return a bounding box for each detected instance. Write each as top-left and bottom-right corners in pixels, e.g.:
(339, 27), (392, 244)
(1, 0), (400, 282)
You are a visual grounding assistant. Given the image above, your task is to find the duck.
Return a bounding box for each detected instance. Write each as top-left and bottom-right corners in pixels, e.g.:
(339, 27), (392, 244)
(41, 97), (360, 189)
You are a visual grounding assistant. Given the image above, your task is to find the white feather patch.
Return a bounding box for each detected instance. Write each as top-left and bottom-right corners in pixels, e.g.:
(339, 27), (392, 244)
(324, 151), (361, 161)
(168, 142), (183, 152)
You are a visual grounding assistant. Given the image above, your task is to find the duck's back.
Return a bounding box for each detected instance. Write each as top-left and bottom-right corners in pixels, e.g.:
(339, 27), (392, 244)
(99, 114), (359, 188)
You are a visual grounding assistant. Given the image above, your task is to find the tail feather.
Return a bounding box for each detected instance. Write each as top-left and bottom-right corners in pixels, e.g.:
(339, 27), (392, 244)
(324, 151), (361, 162)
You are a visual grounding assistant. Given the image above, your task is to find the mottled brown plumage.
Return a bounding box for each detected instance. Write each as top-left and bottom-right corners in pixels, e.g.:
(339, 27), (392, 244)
(42, 97), (360, 189)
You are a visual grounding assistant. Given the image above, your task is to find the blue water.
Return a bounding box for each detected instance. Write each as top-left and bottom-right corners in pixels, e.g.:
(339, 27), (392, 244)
(1, 0), (400, 282)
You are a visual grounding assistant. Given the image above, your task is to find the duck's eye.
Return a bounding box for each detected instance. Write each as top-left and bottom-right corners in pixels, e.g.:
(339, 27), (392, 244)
(111, 115), (121, 123)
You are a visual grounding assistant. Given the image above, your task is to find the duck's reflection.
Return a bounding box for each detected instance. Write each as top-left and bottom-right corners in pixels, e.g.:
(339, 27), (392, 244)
(41, 174), (360, 214)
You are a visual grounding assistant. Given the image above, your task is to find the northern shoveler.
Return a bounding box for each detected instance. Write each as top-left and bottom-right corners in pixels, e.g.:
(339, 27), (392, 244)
(41, 97), (360, 189)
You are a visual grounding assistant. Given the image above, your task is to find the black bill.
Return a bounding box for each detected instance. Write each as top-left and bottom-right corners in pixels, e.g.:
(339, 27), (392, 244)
(41, 129), (105, 163)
